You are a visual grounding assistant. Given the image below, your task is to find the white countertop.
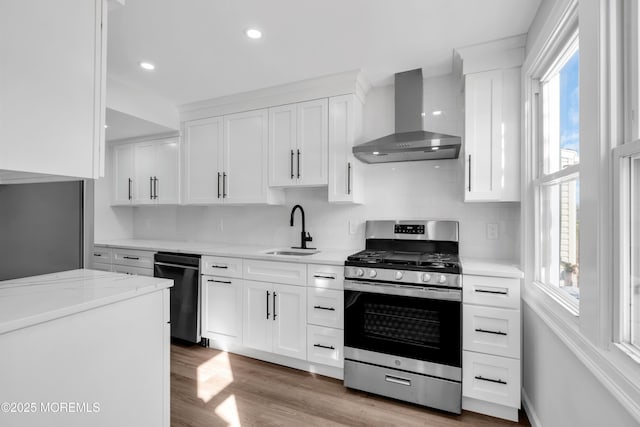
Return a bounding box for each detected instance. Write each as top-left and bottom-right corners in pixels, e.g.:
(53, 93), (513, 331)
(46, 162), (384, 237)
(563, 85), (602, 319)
(460, 257), (523, 279)
(0, 269), (173, 335)
(95, 238), (353, 266)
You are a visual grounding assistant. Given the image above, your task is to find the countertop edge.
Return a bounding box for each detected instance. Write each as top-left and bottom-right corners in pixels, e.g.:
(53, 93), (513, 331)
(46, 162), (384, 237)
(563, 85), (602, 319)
(460, 257), (524, 279)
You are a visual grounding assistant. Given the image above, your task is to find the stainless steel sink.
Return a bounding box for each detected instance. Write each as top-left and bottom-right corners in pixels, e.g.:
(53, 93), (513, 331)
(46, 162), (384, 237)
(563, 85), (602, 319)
(264, 249), (320, 256)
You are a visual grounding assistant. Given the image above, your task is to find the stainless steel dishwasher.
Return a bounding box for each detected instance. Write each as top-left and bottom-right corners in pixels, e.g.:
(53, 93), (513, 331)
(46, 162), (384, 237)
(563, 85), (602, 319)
(153, 252), (201, 343)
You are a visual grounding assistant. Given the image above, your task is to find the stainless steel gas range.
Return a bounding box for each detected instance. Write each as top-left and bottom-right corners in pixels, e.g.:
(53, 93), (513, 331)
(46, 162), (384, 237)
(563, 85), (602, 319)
(343, 220), (462, 414)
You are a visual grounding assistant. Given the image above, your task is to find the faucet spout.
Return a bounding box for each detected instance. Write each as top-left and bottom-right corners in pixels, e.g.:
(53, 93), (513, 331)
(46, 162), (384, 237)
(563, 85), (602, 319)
(290, 205), (313, 250)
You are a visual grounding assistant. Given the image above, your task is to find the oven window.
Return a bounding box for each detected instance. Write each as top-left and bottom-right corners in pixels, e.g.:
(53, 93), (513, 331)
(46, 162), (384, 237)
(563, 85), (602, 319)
(345, 290), (461, 367)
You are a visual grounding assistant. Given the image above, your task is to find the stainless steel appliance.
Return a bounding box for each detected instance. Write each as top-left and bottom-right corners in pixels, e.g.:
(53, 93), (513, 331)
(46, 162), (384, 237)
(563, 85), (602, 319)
(343, 220), (462, 414)
(154, 252), (201, 343)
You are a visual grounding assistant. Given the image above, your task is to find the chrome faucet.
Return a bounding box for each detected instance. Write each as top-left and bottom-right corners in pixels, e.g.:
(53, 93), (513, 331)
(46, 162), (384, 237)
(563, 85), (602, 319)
(290, 204), (314, 249)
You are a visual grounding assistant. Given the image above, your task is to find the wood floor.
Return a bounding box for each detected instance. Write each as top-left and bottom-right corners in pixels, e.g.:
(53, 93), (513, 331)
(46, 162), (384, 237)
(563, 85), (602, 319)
(171, 343), (530, 427)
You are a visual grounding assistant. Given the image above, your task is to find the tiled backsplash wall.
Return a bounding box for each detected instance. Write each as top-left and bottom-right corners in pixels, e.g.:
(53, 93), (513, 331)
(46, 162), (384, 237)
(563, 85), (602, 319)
(98, 73), (521, 262)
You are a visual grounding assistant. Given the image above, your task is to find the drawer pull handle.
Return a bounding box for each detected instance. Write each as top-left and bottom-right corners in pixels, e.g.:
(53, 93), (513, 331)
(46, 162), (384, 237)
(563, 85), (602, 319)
(211, 265), (228, 269)
(385, 375), (411, 387)
(94, 253), (102, 257)
(313, 344), (335, 350)
(475, 289), (508, 295)
(123, 256), (140, 260)
(313, 274), (336, 279)
(475, 375), (507, 385)
(475, 328), (507, 336)
(207, 279), (232, 284)
(313, 305), (336, 311)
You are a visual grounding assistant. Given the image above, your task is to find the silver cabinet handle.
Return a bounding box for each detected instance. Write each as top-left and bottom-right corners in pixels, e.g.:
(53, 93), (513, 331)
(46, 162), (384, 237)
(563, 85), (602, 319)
(385, 375), (411, 387)
(475, 375), (507, 385)
(475, 328), (507, 336)
(154, 261), (198, 270)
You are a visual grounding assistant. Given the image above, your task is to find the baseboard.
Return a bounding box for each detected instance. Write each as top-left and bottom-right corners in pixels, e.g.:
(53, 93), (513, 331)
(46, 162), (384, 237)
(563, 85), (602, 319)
(521, 389), (543, 427)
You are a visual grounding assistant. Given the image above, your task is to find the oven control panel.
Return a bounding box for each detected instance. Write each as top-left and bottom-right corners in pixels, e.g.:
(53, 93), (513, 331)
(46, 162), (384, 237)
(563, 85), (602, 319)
(344, 266), (461, 288)
(394, 224), (425, 234)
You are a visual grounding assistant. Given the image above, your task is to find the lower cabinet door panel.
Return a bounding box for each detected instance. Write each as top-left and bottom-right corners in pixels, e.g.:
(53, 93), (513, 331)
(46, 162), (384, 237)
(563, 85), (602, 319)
(462, 351), (520, 408)
(306, 325), (343, 368)
(272, 283), (307, 360)
(242, 281), (273, 352)
(203, 275), (243, 343)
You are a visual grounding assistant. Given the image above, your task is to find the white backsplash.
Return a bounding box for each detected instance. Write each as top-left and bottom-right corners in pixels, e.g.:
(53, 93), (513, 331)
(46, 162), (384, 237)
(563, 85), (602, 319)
(97, 73), (521, 262)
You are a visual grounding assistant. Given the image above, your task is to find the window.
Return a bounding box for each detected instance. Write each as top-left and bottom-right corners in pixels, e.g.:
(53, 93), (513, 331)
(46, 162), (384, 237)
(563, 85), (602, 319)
(533, 35), (580, 311)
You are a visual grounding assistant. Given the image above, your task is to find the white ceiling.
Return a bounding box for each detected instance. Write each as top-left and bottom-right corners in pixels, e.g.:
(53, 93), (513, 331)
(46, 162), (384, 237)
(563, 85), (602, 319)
(107, 0), (540, 108)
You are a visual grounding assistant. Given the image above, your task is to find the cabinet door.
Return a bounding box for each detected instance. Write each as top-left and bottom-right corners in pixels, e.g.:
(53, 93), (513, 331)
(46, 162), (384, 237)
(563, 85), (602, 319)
(272, 283), (307, 360)
(154, 139), (180, 204)
(328, 95), (363, 203)
(242, 280), (273, 352)
(112, 143), (135, 205)
(268, 104), (297, 187)
(465, 70), (503, 201)
(203, 275), (243, 344)
(224, 110), (269, 203)
(133, 142), (156, 204)
(183, 117), (224, 204)
(296, 99), (328, 186)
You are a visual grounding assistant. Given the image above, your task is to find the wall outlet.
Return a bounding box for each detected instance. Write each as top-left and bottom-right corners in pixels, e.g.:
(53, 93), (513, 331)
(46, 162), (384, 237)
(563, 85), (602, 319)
(487, 223), (499, 240)
(349, 220), (358, 235)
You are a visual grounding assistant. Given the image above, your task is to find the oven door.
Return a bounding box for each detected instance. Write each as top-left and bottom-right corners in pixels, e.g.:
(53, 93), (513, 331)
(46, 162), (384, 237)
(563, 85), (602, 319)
(344, 279), (461, 368)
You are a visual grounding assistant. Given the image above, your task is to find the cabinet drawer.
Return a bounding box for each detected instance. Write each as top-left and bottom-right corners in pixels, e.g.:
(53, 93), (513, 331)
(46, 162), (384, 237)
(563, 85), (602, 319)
(307, 264), (344, 290)
(244, 260), (307, 286)
(92, 246), (112, 264)
(202, 256), (243, 278)
(307, 288), (343, 329)
(112, 264), (153, 277)
(463, 305), (520, 358)
(463, 275), (520, 309)
(307, 325), (343, 368)
(112, 248), (155, 269)
(92, 262), (111, 272)
(463, 351), (520, 408)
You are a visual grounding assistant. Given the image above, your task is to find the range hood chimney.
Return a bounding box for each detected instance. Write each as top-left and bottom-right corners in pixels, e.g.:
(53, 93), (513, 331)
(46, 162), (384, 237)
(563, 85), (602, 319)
(353, 68), (461, 163)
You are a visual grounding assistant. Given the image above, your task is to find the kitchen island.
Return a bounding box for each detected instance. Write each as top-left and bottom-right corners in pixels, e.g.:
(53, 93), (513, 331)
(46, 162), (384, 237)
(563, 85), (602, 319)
(0, 269), (172, 427)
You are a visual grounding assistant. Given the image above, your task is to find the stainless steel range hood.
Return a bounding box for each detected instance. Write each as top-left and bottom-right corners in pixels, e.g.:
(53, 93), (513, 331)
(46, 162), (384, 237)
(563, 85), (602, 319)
(353, 69), (461, 163)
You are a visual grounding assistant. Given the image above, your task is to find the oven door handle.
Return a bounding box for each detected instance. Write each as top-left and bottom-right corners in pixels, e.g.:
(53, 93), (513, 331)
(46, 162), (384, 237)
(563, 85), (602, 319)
(344, 280), (461, 301)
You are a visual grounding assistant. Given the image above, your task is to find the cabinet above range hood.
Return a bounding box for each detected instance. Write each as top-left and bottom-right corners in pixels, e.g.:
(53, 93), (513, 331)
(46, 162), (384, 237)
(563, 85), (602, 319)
(353, 69), (461, 163)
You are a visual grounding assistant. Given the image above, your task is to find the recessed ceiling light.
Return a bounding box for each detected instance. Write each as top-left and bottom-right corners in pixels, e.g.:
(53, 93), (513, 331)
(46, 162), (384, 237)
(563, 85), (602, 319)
(372, 151), (380, 155)
(104, 125), (108, 129)
(432, 110), (443, 116)
(139, 61), (155, 71)
(246, 28), (262, 39)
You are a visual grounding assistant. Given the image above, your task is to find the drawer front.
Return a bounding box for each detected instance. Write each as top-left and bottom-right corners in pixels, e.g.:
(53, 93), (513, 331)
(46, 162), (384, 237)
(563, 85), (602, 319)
(244, 260), (307, 286)
(112, 248), (155, 269)
(307, 325), (344, 368)
(463, 351), (520, 408)
(92, 262), (112, 272)
(112, 264), (153, 277)
(463, 275), (520, 309)
(307, 264), (344, 290)
(307, 288), (343, 329)
(202, 256), (243, 278)
(92, 246), (112, 265)
(463, 305), (520, 358)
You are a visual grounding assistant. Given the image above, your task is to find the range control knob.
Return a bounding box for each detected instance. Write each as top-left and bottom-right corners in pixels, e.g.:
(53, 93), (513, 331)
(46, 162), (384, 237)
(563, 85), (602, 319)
(355, 268), (364, 277)
(395, 271), (404, 280)
(369, 270), (377, 278)
(438, 275), (447, 284)
(421, 273), (432, 282)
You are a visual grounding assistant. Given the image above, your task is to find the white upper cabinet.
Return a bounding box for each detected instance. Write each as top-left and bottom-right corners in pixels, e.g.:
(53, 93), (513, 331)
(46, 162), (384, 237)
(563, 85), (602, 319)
(182, 110), (283, 205)
(328, 95), (364, 203)
(182, 117), (224, 204)
(0, 0), (106, 180)
(111, 138), (180, 206)
(268, 99), (328, 187)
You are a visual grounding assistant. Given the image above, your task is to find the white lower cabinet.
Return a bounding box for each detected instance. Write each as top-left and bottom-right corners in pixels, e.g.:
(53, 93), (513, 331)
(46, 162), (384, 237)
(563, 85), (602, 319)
(307, 287), (343, 329)
(242, 280), (307, 360)
(462, 351), (521, 408)
(111, 247), (155, 277)
(202, 274), (243, 344)
(307, 325), (343, 368)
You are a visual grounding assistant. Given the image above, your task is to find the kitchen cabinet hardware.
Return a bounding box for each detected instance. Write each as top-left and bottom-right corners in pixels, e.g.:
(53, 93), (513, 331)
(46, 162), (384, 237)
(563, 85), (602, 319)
(123, 256), (140, 260)
(313, 273), (336, 279)
(385, 375), (411, 387)
(290, 150), (294, 179)
(474, 288), (508, 295)
(313, 305), (336, 311)
(217, 172), (221, 198)
(313, 343), (335, 350)
(207, 279), (232, 284)
(210, 264), (228, 269)
(128, 178), (132, 200)
(296, 149), (301, 178)
(468, 155), (472, 192)
(273, 292), (278, 320)
(347, 162), (351, 194)
(266, 291), (270, 319)
(149, 176), (154, 200)
(94, 253), (102, 257)
(222, 172), (227, 198)
(155, 261), (199, 270)
(153, 176), (159, 199)
(475, 328), (507, 336)
(474, 375), (507, 385)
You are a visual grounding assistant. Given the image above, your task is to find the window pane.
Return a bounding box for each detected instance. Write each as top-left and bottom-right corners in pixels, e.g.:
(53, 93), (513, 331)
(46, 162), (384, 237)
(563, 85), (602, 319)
(631, 157), (640, 348)
(539, 179), (580, 301)
(542, 47), (580, 174)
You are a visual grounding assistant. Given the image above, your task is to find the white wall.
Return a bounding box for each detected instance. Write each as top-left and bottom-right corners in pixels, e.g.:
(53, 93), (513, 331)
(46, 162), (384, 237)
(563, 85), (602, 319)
(126, 74), (520, 261)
